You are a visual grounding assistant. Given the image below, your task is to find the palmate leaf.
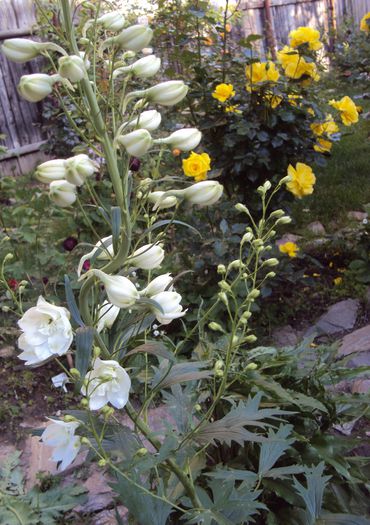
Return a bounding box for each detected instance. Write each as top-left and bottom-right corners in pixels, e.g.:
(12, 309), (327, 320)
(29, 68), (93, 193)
(196, 392), (291, 446)
(125, 341), (176, 362)
(0, 451), (24, 495)
(258, 424), (295, 476)
(112, 473), (172, 525)
(293, 463), (331, 524)
(0, 497), (39, 525)
(162, 383), (198, 434)
(28, 484), (88, 523)
(152, 360), (213, 389)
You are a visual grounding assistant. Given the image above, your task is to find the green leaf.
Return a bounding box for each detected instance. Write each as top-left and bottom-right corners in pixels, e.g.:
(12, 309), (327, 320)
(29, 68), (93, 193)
(111, 206), (121, 246)
(152, 360), (212, 389)
(0, 497), (39, 525)
(75, 326), (94, 380)
(293, 463), (331, 523)
(28, 484), (87, 523)
(317, 515), (370, 525)
(125, 341), (176, 362)
(64, 274), (84, 327)
(258, 424), (295, 476)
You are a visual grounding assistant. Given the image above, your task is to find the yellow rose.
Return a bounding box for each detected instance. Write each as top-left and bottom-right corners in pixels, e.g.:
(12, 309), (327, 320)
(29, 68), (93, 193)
(311, 116), (339, 137)
(245, 61), (280, 85)
(333, 276), (343, 286)
(286, 162), (316, 198)
(182, 152), (211, 182)
(329, 96), (359, 126)
(360, 12), (370, 33)
(278, 47), (319, 80)
(289, 26), (322, 50)
(314, 138), (332, 153)
(279, 241), (299, 257)
(212, 83), (235, 102)
(310, 122), (324, 136)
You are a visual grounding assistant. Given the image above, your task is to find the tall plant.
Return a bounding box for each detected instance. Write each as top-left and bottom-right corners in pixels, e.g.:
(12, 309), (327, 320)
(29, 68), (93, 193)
(1, 3), (369, 524)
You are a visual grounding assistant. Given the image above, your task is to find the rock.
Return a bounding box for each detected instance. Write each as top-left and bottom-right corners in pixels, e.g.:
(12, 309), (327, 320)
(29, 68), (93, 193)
(351, 379), (370, 394)
(305, 299), (359, 337)
(91, 506), (128, 525)
(347, 211), (368, 221)
(365, 287), (370, 311)
(338, 324), (370, 356)
(306, 221), (326, 235)
(347, 351), (370, 368)
(272, 325), (300, 347)
(0, 443), (17, 464)
(0, 346), (15, 358)
(75, 467), (114, 513)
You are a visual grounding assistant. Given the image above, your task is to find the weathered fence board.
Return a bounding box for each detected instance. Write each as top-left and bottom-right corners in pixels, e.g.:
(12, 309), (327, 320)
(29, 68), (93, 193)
(0, 0), (47, 176)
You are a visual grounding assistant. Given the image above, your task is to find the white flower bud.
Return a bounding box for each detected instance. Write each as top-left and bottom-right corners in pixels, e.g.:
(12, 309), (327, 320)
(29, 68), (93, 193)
(235, 203), (249, 214)
(49, 180), (77, 207)
(65, 154), (97, 186)
(218, 292), (228, 305)
(242, 232), (254, 244)
(35, 159), (66, 183)
(269, 209), (285, 219)
(18, 73), (55, 102)
(247, 289), (260, 300)
(218, 280), (231, 292)
(241, 311), (252, 321)
(145, 80), (188, 106)
(129, 243), (164, 270)
(245, 335), (257, 343)
(141, 273), (173, 296)
(275, 216), (292, 225)
(129, 55), (161, 78)
(97, 11), (125, 31)
(182, 181), (223, 207)
(264, 258), (279, 267)
(96, 301), (120, 333)
(280, 175), (292, 184)
(147, 191), (178, 210)
(142, 47), (153, 55)
(86, 269), (139, 308)
(209, 322), (224, 332)
(265, 271), (276, 279)
(246, 362), (258, 370)
(2, 38), (44, 63)
(111, 25), (153, 52)
(228, 259), (244, 270)
(116, 129), (152, 157)
(123, 110), (161, 132)
(58, 54), (86, 82)
(217, 264), (226, 274)
(156, 128), (201, 151)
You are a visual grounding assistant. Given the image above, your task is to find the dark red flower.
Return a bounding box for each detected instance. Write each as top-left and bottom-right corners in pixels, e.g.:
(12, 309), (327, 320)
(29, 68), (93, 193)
(7, 279), (18, 290)
(63, 237), (78, 252)
(82, 260), (91, 271)
(129, 157), (141, 172)
(42, 277), (49, 285)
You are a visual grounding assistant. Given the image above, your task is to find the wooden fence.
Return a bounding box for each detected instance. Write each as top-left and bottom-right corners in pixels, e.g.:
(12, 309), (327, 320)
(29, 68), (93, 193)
(0, 1), (47, 176)
(240, 0), (370, 54)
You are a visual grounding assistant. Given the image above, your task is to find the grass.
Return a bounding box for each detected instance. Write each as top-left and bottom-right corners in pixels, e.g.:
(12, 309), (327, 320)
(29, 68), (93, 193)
(291, 78), (370, 230)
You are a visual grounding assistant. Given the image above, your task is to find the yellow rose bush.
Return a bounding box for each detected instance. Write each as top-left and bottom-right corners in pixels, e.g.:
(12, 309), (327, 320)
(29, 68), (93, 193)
(182, 151), (211, 181)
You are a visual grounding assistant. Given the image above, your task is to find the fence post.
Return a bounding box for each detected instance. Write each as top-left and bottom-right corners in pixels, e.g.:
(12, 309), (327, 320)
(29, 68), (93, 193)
(264, 0), (277, 60)
(327, 0), (337, 51)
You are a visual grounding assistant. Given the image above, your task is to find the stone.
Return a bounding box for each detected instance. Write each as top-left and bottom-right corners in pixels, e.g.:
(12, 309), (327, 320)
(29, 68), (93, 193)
(91, 506), (128, 525)
(347, 211), (368, 221)
(0, 346), (15, 358)
(272, 325), (300, 347)
(306, 221), (326, 235)
(347, 352), (370, 368)
(338, 324), (370, 356)
(75, 467), (114, 513)
(305, 299), (359, 338)
(351, 379), (370, 394)
(0, 443), (17, 464)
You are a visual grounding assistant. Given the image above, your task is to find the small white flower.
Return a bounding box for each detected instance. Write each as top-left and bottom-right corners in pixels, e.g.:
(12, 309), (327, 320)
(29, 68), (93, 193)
(41, 419), (81, 471)
(49, 180), (77, 208)
(85, 269), (139, 308)
(97, 11), (125, 31)
(18, 73), (55, 102)
(153, 330), (160, 337)
(155, 128), (201, 151)
(82, 358), (131, 410)
(140, 273), (174, 296)
(58, 54), (86, 82)
(116, 129), (153, 157)
(113, 25), (153, 52)
(65, 154), (97, 186)
(129, 243), (165, 270)
(18, 296), (73, 366)
(96, 301), (120, 333)
(145, 80), (188, 106)
(151, 291), (186, 325)
(121, 110), (161, 132)
(147, 191), (178, 210)
(35, 159), (66, 184)
(182, 181), (223, 207)
(2, 38), (44, 63)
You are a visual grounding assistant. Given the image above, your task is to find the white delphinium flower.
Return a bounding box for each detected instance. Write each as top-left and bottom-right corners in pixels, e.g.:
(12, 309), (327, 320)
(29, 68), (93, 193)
(17, 296), (73, 366)
(129, 243), (165, 270)
(114, 55), (161, 79)
(140, 273), (173, 296)
(77, 236), (114, 277)
(116, 129), (152, 157)
(2, 38), (47, 63)
(96, 11), (125, 31)
(83, 269), (139, 308)
(82, 358), (131, 410)
(18, 73), (56, 102)
(35, 159), (66, 183)
(147, 191), (178, 210)
(65, 154), (98, 186)
(49, 180), (77, 207)
(151, 291), (186, 325)
(145, 80), (188, 106)
(41, 419), (81, 471)
(108, 25), (153, 52)
(119, 110), (161, 132)
(155, 128), (201, 151)
(58, 54), (86, 82)
(182, 181), (223, 206)
(96, 301), (120, 333)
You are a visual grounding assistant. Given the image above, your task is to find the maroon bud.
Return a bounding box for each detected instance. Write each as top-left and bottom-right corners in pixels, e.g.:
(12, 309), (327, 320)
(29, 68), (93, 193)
(42, 276), (49, 285)
(129, 157), (141, 172)
(82, 260), (91, 271)
(7, 278), (18, 290)
(63, 236), (78, 252)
